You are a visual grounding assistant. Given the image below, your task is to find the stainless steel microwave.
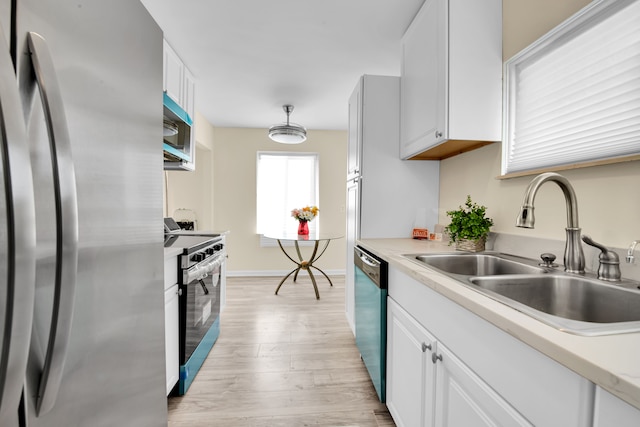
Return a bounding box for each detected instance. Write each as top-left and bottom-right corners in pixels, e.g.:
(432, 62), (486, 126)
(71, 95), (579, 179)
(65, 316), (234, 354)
(163, 93), (195, 171)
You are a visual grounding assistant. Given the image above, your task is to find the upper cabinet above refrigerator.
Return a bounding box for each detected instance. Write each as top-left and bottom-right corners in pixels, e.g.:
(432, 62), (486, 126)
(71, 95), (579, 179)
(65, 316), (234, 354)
(399, 0), (503, 160)
(163, 39), (196, 171)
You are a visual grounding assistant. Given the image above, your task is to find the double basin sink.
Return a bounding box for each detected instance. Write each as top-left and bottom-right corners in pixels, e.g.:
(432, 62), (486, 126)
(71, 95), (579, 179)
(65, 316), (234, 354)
(403, 252), (640, 336)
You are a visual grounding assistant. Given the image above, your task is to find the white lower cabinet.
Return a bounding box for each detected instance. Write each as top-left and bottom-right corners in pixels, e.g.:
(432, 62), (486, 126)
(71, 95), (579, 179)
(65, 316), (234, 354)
(434, 344), (531, 426)
(387, 298), (436, 426)
(164, 256), (179, 396)
(164, 283), (179, 395)
(387, 266), (594, 427)
(387, 298), (530, 427)
(593, 386), (640, 427)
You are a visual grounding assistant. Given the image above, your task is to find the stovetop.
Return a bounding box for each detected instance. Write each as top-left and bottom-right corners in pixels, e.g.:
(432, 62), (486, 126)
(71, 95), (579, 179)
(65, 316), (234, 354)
(163, 234), (219, 254)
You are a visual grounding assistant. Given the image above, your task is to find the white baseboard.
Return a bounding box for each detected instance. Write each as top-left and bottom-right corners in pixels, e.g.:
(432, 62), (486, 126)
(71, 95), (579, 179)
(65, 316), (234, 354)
(227, 269), (346, 277)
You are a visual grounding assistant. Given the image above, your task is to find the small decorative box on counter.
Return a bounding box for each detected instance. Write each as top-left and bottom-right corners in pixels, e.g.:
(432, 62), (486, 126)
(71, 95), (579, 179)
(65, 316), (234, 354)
(412, 228), (429, 240)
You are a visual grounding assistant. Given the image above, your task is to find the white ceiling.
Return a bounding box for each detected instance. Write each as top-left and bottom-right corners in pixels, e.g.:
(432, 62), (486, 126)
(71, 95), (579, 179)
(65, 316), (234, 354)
(140, 0), (425, 131)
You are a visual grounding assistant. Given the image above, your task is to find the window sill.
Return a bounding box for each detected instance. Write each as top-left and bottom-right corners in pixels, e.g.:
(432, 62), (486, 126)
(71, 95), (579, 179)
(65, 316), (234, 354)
(497, 154), (640, 179)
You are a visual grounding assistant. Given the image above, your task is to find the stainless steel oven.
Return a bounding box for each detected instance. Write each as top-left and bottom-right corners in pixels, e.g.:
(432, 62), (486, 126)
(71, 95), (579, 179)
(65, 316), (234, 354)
(164, 234), (225, 395)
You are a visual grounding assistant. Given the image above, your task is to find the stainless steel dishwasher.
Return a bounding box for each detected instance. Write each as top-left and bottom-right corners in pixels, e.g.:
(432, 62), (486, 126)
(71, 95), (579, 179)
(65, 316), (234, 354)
(354, 246), (388, 402)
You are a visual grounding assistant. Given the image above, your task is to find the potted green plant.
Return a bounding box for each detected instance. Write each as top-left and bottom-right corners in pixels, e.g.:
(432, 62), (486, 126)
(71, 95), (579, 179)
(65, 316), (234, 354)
(445, 195), (493, 252)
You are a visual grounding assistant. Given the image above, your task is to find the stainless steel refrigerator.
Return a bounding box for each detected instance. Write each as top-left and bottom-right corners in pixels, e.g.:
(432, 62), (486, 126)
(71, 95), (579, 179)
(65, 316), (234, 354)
(0, 1), (168, 425)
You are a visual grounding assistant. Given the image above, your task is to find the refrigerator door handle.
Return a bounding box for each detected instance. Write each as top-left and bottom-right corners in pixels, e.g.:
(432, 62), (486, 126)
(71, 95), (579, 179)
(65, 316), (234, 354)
(0, 24), (37, 423)
(26, 32), (79, 417)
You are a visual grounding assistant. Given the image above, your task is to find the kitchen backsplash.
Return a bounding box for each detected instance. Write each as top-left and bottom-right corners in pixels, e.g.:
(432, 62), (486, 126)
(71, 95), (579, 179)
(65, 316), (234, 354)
(488, 232), (640, 283)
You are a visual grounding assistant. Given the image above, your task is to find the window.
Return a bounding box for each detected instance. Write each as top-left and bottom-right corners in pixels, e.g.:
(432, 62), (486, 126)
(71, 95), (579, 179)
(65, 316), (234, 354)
(256, 152), (319, 245)
(502, 0), (640, 177)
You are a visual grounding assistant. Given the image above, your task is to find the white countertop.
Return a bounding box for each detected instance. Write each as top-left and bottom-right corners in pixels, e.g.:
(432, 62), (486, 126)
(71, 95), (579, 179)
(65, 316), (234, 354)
(163, 230), (229, 259)
(164, 246), (183, 259)
(357, 238), (640, 411)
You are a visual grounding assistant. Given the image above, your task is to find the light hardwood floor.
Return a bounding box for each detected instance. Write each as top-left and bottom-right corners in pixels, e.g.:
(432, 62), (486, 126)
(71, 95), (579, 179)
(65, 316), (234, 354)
(168, 275), (395, 427)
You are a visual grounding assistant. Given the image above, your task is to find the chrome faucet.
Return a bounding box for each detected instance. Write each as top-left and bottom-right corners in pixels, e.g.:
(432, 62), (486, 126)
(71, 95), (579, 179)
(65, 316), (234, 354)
(582, 235), (621, 281)
(627, 240), (640, 263)
(516, 172), (585, 274)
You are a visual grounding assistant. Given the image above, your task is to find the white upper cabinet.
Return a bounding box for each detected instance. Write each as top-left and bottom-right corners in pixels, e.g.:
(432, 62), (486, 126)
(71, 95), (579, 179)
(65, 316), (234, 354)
(400, 0), (502, 160)
(163, 39), (195, 120)
(347, 81), (362, 179)
(183, 67), (196, 120)
(163, 39), (183, 106)
(400, 0), (445, 160)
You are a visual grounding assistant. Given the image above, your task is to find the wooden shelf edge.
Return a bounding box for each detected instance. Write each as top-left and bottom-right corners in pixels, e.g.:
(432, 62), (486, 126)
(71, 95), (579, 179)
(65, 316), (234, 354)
(407, 140), (496, 161)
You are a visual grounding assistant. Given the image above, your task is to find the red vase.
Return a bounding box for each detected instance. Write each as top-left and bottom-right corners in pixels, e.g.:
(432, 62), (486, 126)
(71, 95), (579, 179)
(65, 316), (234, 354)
(297, 220), (309, 235)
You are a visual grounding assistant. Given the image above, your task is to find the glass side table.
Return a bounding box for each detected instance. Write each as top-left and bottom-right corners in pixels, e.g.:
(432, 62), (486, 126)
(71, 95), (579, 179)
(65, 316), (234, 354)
(264, 232), (343, 299)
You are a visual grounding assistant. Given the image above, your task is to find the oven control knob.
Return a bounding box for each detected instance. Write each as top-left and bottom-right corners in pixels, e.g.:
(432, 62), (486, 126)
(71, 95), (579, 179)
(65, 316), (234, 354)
(206, 248), (215, 255)
(214, 244), (224, 251)
(191, 253), (205, 262)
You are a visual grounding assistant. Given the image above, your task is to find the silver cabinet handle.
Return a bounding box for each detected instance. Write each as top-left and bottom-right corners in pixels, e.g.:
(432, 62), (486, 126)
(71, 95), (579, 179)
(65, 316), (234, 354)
(435, 130), (443, 138)
(421, 342), (432, 352)
(27, 32), (79, 417)
(0, 23), (37, 424)
(432, 352), (443, 364)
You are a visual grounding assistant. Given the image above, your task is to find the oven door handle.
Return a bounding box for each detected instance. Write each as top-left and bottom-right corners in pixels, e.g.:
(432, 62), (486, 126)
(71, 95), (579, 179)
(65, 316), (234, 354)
(184, 253), (224, 284)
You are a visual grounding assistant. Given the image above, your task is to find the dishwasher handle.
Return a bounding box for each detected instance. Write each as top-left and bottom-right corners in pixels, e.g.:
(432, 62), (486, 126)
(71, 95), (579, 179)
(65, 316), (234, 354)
(358, 250), (380, 268)
(354, 246), (387, 289)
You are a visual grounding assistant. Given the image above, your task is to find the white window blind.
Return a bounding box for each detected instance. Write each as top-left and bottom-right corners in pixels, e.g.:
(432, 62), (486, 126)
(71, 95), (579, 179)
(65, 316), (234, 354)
(502, 0), (640, 176)
(256, 152), (319, 246)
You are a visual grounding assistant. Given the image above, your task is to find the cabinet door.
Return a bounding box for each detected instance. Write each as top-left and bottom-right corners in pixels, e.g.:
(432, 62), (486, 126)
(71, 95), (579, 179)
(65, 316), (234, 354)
(345, 179), (359, 335)
(164, 283), (179, 395)
(387, 298), (437, 427)
(593, 386), (640, 427)
(163, 40), (183, 105)
(433, 344), (532, 427)
(347, 79), (362, 178)
(400, 0), (446, 159)
(183, 67), (195, 120)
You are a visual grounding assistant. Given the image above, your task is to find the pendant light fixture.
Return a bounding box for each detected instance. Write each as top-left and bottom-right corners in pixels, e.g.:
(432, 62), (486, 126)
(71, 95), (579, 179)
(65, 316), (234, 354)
(268, 104), (307, 144)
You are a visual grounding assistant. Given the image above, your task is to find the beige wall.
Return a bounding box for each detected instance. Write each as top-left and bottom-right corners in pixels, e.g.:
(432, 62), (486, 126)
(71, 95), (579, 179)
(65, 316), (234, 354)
(169, 0), (640, 276)
(164, 111), (216, 230)
(211, 127), (347, 274)
(503, 0), (591, 60)
(439, 0), (640, 250)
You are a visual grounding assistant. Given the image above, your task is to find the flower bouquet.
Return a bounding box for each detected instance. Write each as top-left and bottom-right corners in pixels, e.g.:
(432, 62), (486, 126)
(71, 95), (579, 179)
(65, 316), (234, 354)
(291, 206), (319, 235)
